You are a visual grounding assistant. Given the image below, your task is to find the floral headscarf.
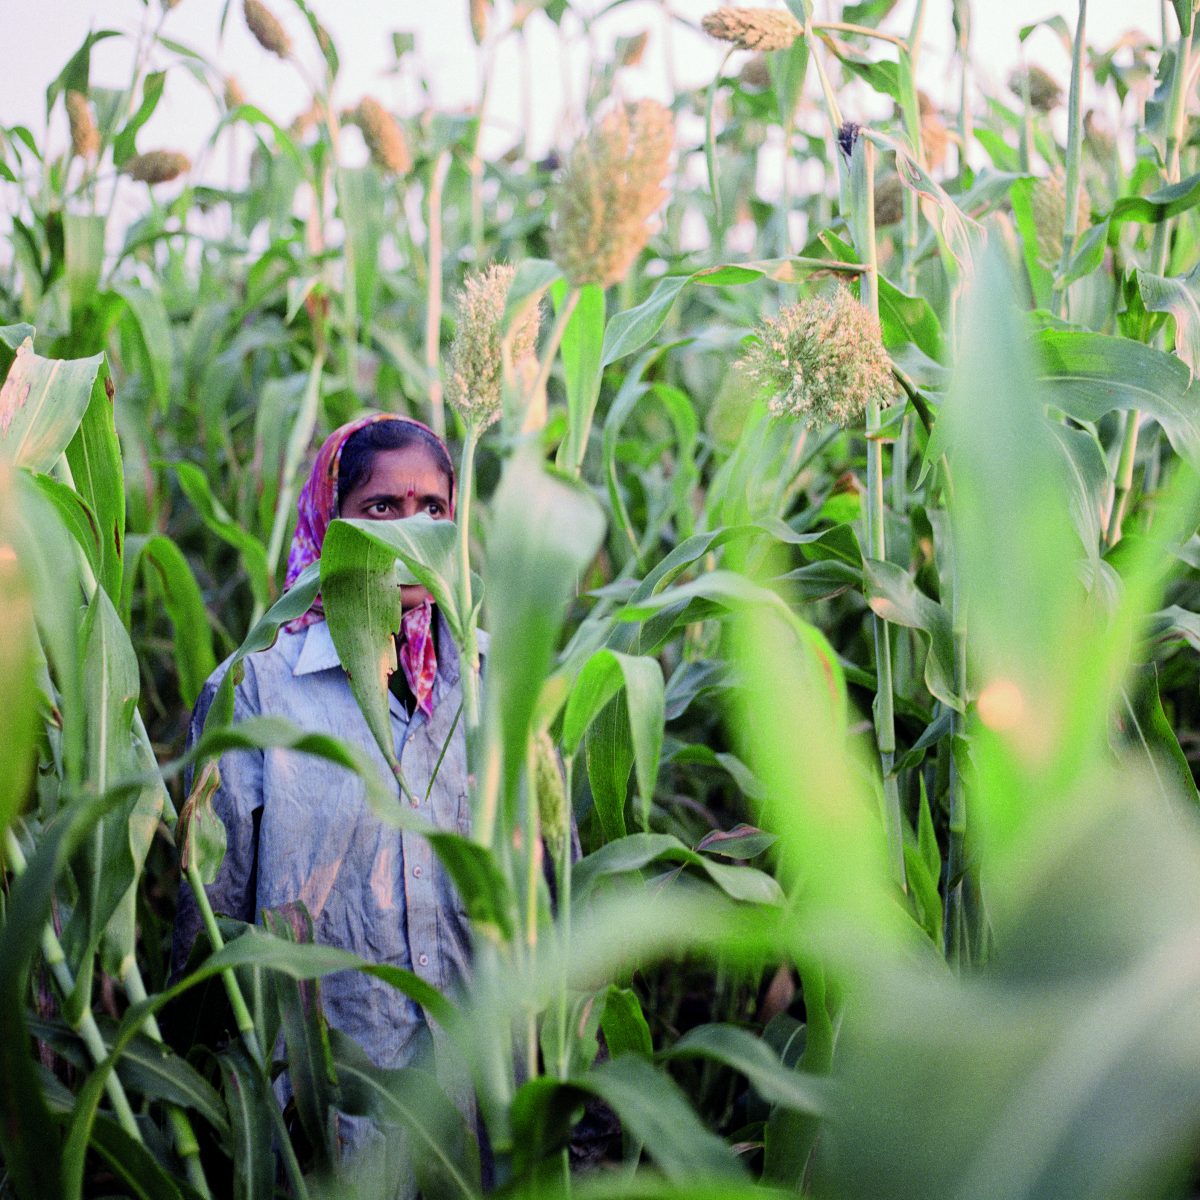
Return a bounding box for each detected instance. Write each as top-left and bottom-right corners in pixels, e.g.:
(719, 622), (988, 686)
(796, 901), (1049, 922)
(284, 413), (454, 718)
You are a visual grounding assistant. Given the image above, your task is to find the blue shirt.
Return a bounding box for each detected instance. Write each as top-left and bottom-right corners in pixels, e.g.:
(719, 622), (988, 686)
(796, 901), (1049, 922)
(173, 610), (483, 1071)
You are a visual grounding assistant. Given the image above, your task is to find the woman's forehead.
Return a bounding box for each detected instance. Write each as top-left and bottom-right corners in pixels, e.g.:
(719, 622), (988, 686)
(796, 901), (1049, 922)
(356, 446), (450, 493)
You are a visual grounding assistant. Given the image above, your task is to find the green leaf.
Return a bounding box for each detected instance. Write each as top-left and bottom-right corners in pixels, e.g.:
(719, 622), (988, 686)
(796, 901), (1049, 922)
(221, 1048), (274, 1200)
(0, 338), (105, 472)
(84, 1115), (186, 1200)
(573, 832), (784, 906)
(1036, 330), (1200, 464)
(559, 280), (606, 473)
(122, 534), (216, 707)
(110, 281), (174, 415)
(114, 1034), (230, 1138)
(1116, 665), (1200, 808)
(601, 275), (689, 367)
(320, 515), (459, 780)
(30, 472), (103, 583)
(64, 356), (124, 602)
(63, 213), (106, 313)
(601, 985), (654, 1058)
(662, 1023), (824, 1112)
(332, 1029), (481, 1200)
(176, 461), (272, 613)
(1135, 265), (1200, 380)
(484, 449), (605, 818)
(1110, 170), (1200, 224)
(111, 70), (165, 166)
(1047, 423), (1107, 559)
(563, 650), (664, 829)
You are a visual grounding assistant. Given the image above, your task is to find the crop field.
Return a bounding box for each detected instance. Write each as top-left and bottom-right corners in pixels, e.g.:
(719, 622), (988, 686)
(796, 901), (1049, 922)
(2, 1), (1199, 1197)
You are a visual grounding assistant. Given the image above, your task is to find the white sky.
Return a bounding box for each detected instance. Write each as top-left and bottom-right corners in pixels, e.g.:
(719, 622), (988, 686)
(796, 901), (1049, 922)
(4, 0), (1160, 175)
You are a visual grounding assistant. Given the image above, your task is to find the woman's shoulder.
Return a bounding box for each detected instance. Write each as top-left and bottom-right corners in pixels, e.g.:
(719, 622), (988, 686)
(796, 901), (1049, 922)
(193, 628), (309, 720)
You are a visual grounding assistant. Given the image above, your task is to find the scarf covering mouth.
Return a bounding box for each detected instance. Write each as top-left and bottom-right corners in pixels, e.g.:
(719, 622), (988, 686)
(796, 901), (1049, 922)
(284, 412), (454, 718)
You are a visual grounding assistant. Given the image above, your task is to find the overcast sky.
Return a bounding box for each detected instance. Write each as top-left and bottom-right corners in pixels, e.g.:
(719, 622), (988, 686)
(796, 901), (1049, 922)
(3, 0), (1159, 174)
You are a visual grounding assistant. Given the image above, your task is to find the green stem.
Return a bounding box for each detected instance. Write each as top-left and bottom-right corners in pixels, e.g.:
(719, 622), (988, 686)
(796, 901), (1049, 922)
(532, 286), (580, 440)
(1017, 58), (1034, 173)
(704, 49), (734, 237)
(955, 5), (973, 181)
(860, 140), (906, 891)
(900, 0), (927, 296)
(426, 151), (452, 440)
(1051, 0), (1088, 318)
(4, 829), (142, 1142)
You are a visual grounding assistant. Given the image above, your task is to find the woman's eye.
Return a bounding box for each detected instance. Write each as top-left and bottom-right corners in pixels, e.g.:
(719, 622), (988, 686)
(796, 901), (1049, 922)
(369, 501), (392, 516)
(426, 502), (445, 517)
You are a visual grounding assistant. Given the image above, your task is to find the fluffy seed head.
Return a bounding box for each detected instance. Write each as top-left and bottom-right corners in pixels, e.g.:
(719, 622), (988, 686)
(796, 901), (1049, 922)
(701, 6), (803, 52)
(223, 75), (246, 110)
(739, 288), (895, 427)
(66, 90), (99, 159)
(616, 30), (649, 67)
(244, 0), (292, 58)
(874, 174), (904, 226)
(470, 0), (488, 44)
(446, 263), (542, 430)
(355, 97), (411, 174)
(124, 150), (191, 185)
(533, 731), (568, 860)
(1008, 65), (1061, 112)
(1031, 172), (1089, 268)
(548, 100), (674, 288)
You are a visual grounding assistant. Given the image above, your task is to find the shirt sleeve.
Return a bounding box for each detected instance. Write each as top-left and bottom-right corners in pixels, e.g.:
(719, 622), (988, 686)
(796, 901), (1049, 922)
(170, 659), (265, 980)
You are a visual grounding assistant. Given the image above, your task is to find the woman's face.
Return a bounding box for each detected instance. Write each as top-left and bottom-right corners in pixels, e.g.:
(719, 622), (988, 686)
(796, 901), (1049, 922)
(339, 444), (452, 610)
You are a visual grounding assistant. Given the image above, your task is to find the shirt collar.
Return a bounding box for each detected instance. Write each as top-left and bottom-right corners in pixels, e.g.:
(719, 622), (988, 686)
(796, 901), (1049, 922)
(293, 619), (342, 676)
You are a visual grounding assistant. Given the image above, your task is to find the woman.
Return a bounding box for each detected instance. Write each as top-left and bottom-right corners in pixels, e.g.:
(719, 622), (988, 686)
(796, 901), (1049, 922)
(172, 413), (480, 1081)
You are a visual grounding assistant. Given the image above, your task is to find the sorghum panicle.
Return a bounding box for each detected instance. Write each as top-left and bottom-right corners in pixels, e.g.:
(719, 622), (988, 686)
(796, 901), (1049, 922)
(244, 0), (292, 58)
(533, 731), (568, 861)
(1008, 65), (1061, 112)
(701, 6), (803, 52)
(445, 264), (542, 431)
(223, 75), (246, 110)
(66, 90), (99, 159)
(739, 288), (895, 428)
(1030, 172), (1090, 268)
(355, 97), (411, 175)
(548, 100), (674, 289)
(124, 150), (191, 185)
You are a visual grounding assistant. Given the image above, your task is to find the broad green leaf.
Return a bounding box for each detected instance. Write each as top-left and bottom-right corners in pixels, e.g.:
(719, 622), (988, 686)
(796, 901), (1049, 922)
(483, 449), (605, 822)
(1047, 423), (1107, 559)
(0, 470), (37, 848)
(30, 472), (103, 592)
(601, 984), (654, 1058)
(111, 281), (174, 414)
(332, 1030), (481, 1200)
(176, 461), (272, 613)
(63, 354), (123, 601)
(111, 1033), (230, 1138)
(63, 213), (106, 313)
(111, 69), (165, 165)
(563, 649), (664, 829)
(81, 1116), (185, 1200)
(340, 166), (385, 327)
(662, 1023), (824, 1112)
(122, 534), (216, 707)
(1116, 665), (1200, 808)
(558, 280), (605, 473)
(0, 338), (104, 472)
(221, 1047), (274, 1200)
(320, 515), (459, 781)
(671, 746), (765, 802)
(601, 275), (689, 367)
(1110, 171), (1200, 224)
(1136, 265), (1200, 379)
(1036, 329), (1200, 464)
(586, 692), (634, 840)
(573, 832), (784, 906)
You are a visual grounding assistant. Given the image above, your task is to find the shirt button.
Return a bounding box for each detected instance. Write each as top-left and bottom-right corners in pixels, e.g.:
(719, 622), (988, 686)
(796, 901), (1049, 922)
(413, 865), (423, 878)
(417, 953), (429, 967)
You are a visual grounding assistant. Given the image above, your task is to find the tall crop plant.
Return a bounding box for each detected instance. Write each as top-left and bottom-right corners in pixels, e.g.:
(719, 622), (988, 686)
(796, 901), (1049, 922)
(2, 1), (1200, 1197)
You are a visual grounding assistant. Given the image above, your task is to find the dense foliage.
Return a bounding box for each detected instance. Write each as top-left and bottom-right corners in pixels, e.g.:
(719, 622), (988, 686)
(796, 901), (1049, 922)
(2, 1), (1199, 1198)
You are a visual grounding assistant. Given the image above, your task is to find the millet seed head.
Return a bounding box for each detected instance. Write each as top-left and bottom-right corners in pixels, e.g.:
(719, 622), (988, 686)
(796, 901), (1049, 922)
(739, 287), (895, 428)
(1008, 65), (1061, 113)
(533, 730), (568, 861)
(701, 6), (803, 52)
(244, 0), (292, 58)
(66, 90), (99, 160)
(124, 149), (191, 185)
(1030, 172), (1090, 268)
(470, 0), (488, 45)
(223, 75), (246, 110)
(355, 97), (411, 175)
(446, 263), (542, 431)
(874, 174), (905, 227)
(548, 99), (674, 289)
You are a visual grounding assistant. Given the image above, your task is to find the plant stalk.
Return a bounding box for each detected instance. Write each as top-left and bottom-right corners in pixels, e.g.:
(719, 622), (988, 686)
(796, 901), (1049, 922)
(1051, 0), (1089, 318)
(426, 151), (452, 440)
(704, 50), (734, 237)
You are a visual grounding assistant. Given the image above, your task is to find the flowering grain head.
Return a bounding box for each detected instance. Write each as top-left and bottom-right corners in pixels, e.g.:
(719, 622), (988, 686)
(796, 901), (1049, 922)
(356, 97), (411, 174)
(446, 263), (542, 430)
(533, 730), (568, 860)
(470, 0), (488, 45)
(616, 30), (650, 67)
(124, 150), (191, 185)
(223, 75), (246, 110)
(1030, 172), (1090, 267)
(548, 99), (674, 288)
(739, 54), (772, 89)
(244, 0), (291, 58)
(66, 90), (99, 160)
(1008, 65), (1061, 112)
(701, 6), (803, 52)
(739, 288), (895, 427)
(873, 174), (904, 226)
